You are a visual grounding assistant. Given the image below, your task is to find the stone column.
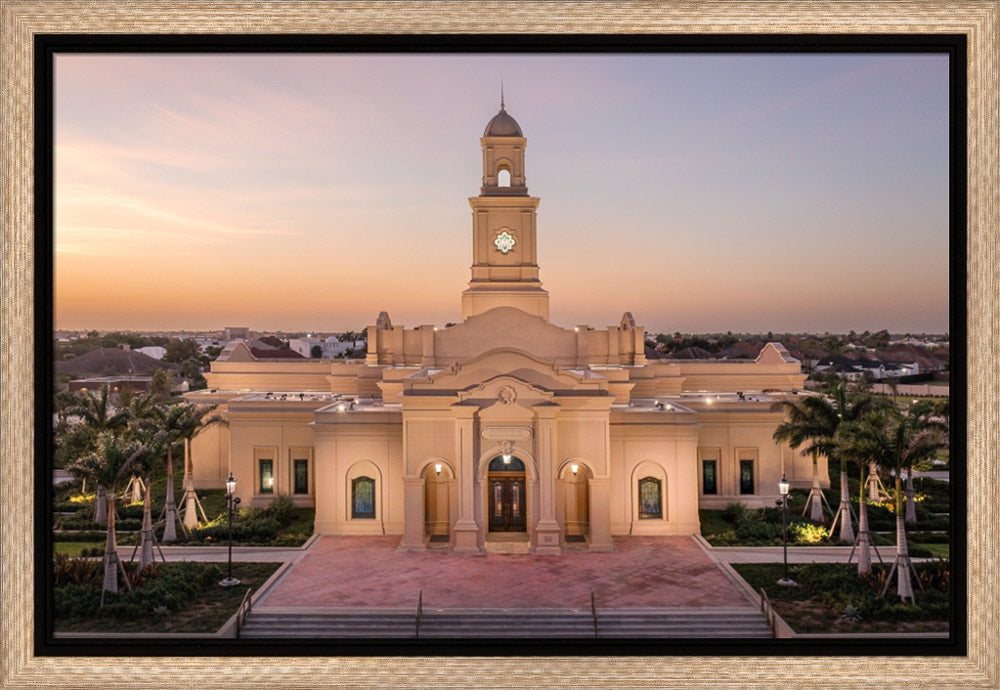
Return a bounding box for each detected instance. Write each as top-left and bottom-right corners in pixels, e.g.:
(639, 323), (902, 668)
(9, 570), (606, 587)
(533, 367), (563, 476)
(452, 407), (482, 553)
(398, 476), (426, 550)
(532, 407), (563, 554)
(587, 477), (615, 551)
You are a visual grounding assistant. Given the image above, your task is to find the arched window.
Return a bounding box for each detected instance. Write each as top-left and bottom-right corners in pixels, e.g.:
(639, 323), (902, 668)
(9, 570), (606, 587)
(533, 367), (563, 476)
(497, 168), (511, 187)
(352, 476), (376, 518)
(638, 476), (662, 519)
(488, 455), (525, 472)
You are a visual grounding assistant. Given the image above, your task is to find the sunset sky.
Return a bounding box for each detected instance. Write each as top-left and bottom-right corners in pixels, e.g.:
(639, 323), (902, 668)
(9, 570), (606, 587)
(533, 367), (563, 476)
(54, 53), (950, 334)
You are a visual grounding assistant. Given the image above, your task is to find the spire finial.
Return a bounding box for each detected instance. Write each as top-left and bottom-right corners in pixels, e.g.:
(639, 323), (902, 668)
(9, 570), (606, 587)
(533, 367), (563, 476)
(500, 78), (505, 109)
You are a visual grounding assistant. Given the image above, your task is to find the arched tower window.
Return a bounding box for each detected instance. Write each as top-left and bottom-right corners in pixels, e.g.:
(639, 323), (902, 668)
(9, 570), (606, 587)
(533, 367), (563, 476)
(497, 168), (511, 187)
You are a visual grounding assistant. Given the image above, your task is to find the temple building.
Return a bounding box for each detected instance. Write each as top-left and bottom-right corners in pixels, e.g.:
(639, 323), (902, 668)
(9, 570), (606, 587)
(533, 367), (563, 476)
(185, 101), (828, 554)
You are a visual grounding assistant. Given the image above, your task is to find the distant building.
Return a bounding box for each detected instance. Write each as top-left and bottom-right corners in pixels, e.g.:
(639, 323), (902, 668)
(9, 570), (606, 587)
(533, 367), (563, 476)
(289, 337), (364, 359)
(224, 326), (251, 340)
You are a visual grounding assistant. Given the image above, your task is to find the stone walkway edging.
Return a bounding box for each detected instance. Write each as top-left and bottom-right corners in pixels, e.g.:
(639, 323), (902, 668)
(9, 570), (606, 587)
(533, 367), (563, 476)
(692, 534), (795, 639)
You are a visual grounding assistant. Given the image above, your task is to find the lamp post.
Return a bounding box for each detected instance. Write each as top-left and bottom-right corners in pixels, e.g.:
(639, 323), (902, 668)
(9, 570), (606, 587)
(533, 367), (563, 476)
(776, 473), (797, 586)
(220, 473), (241, 587)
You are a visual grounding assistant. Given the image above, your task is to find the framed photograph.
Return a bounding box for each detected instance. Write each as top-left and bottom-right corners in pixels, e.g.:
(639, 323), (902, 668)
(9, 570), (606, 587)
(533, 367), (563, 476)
(3, 2), (997, 687)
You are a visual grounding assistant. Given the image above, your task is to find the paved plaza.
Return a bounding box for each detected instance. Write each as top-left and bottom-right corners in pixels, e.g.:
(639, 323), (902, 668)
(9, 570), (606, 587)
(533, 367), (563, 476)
(255, 535), (754, 610)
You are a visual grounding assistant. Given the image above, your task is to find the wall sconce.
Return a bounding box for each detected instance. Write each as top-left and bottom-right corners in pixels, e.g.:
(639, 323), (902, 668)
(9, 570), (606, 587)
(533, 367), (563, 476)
(665, 404), (673, 411)
(337, 402), (346, 412)
(570, 463), (579, 475)
(434, 463), (442, 475)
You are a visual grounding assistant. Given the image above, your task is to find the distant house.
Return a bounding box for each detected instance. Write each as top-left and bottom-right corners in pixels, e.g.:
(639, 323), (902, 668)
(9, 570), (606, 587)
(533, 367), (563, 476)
(289, 337), (363, 359)
(56, 347), (181, 378)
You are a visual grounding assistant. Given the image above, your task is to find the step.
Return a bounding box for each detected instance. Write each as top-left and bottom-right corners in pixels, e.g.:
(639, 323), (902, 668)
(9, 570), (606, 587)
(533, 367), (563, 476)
(239, 607), (773, 639)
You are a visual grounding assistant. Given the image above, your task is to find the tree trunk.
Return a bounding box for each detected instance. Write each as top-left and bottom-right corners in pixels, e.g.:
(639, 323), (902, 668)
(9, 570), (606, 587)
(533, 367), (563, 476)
(183, 439), (199, 529)
(810, 455), (823, 522)
(904, 466), (918, 524)
(102, 490), (118, 596)
(894, 475), (915, 603)
(163, 447), (177, 542)
(856, 496), (872, 575)
(867, 462), (880, 502)
(838, 469), (854, 542)
(94, 484), (107, 525)
(139, 475), (154, 569)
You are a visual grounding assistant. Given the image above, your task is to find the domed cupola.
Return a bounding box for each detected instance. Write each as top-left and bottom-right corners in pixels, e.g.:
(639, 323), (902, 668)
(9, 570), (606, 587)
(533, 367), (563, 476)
(484, 107), (523, 137)
(479, 90), (528, 197)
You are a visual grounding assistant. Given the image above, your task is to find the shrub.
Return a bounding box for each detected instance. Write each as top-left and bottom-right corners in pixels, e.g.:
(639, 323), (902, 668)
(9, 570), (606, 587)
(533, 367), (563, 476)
(791, 521), (828, 544)
(52, 553), (101, 587)
(261, 494), (297, 525)
(720, 502), (750, 525)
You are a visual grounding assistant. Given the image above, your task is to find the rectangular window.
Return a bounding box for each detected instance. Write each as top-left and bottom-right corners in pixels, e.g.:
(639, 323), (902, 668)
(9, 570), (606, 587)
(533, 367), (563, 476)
(293, 459), (309, 495)
(259, 457), (274, 494)
(739, 459), (754, 495)
(702, 460), (717, 495)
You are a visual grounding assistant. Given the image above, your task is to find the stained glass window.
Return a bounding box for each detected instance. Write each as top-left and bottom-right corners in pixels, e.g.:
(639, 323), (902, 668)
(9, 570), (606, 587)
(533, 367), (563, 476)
(638, 476), (662, 519)
(259, 458), (274, 494)
(740, 459), (755, 495)
(703, 460), (717, 495)
(352, 476), (375, 518)
(293, 459), (308, 495)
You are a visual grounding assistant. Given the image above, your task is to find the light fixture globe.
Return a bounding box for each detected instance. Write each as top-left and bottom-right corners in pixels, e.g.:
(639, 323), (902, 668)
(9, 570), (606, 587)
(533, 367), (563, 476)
(226, 473), (236, 496)
(778, 474), (789, 496)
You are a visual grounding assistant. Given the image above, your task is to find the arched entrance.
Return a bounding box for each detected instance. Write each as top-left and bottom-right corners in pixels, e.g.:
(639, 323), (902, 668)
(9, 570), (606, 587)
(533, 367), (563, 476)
(423, 461), (454, 543)
(558, 462), (591, 542)
(487, 455), (526, 532)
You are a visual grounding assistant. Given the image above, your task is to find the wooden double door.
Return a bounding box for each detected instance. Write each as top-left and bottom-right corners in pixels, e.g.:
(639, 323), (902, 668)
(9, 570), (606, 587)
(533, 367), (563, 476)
(488, 474), (526, 532)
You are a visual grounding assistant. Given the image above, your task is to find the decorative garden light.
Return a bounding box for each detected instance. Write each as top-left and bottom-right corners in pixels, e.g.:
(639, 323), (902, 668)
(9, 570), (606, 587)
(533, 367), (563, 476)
(220, 473), (241, 587)
(776, 473), (796, 586)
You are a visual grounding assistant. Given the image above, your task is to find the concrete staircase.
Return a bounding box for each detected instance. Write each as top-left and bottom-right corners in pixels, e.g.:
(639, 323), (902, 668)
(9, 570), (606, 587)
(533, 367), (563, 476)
(239, 606), (772, 639)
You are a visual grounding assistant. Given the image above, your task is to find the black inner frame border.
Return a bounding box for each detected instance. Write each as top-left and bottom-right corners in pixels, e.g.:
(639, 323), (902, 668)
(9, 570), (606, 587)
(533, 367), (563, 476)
(32, 32), (968, 658)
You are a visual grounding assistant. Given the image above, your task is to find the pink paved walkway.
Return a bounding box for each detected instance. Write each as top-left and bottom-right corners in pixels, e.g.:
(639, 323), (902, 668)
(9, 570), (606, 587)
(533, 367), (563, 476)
(259, 536), (752, 610)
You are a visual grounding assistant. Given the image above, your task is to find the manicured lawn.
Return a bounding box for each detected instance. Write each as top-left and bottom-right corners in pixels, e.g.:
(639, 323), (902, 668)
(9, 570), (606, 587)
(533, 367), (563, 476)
(53, 541), (103, 557)
(732, 562), (950, 634)
(911, 542), (950, 559)
(54, 561), (280, 633)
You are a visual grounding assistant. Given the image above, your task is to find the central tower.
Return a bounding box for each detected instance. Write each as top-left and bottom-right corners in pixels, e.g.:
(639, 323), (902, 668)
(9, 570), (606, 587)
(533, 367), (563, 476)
(461, 99), (550, 321)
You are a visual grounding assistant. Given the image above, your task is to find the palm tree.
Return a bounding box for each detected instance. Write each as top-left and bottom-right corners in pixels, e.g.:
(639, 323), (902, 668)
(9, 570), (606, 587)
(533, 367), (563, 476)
(838, 406), (947, 601)
(771, 395), (833, 523)
(148, 403), (192, 542)
(174, 403), (225, 530)
(772, 385), (879, 537)
(123, 393), (167, 568)
(68, 432), (149, 604)
(65, 384), (130, 525)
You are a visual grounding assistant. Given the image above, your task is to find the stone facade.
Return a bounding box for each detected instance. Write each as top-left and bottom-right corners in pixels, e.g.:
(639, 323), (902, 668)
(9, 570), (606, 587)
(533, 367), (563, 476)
(186, 102), (828, 554)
